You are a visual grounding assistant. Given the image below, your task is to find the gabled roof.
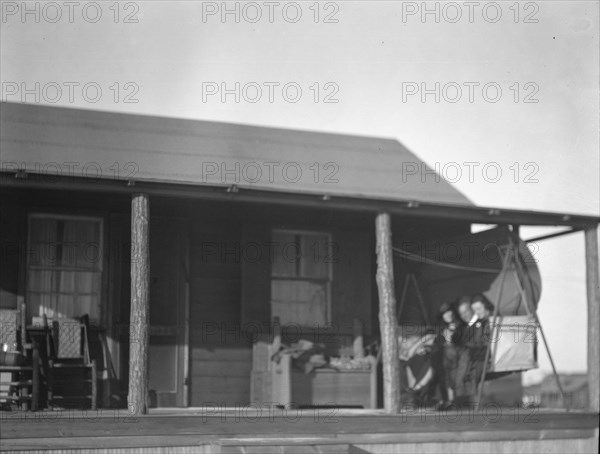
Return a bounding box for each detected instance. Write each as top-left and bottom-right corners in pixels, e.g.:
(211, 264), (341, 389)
(0, 102), (472, 206)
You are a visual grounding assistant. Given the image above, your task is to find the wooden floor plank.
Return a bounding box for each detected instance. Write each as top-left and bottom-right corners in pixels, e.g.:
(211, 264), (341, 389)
(0, 410), (597, 452)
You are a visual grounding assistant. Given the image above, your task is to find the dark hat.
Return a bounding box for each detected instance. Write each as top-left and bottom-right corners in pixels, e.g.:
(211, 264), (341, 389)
(458, 295), (472, 305)
(439, 302), (452, 314)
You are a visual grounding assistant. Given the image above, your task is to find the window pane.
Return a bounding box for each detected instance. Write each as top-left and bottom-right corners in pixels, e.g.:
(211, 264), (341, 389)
(75, 271), (94, 294)
(36, 294), (57, 319)
(56, 294), (75, 319)
(271, 231), (298, 277)
(300, 234), (330, 279)
(29, 218), (58, 266)
(77, 295), (93, 319)
(271, 279), (327, 326)
(27, 293), (42, 319)
(62, 219), (102, 270)
(57, 270), (76, 294)
(29, 218), (57, 244)
(27, 270), (53, 293)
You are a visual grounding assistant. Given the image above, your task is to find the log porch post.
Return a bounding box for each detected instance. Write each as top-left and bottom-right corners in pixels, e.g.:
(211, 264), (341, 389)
(375, 212), (400, 413)
(585, 225), (599, 412)
(128, 193), (150, 415)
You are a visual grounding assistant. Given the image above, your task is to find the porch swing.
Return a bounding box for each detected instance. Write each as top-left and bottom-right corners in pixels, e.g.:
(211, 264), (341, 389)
(393, 226), (567, 406)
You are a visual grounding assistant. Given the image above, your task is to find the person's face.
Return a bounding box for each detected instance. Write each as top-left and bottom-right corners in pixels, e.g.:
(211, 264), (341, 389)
(472, 301), (489, 319)
(442, 311), (454, 324)
(458, 303), (473, 323)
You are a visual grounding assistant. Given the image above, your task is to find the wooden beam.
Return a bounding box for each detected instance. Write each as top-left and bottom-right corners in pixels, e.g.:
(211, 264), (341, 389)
(585, 226), (600, 412)
(2, 173), (599, 228)
(524, 228), (582, 243)
(128, 192), (150, 415)
(375, 212), (400, 413)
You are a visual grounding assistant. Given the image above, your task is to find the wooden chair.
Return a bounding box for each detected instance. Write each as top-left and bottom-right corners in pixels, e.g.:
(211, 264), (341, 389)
(0, 303), (40, 410)
(45, 314), (97, 410)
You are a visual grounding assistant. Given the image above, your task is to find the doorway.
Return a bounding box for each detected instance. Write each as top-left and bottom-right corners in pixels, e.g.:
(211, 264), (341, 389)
(148, 217), (189, 407)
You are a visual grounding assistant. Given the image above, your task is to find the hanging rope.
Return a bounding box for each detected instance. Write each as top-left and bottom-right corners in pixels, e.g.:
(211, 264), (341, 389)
(392, 246), (507, 274)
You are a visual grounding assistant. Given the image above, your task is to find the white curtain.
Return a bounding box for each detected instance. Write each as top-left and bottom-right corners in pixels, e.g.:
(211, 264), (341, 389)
(27, 216), (101, 322)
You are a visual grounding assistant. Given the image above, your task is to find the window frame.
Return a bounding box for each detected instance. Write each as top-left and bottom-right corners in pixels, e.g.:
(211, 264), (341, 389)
(26, 213), (104, 323)
(270, 228), (333, 326)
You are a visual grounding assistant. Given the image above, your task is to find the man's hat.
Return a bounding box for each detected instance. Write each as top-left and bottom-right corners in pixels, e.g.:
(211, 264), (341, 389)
(439, 302), (452, 314)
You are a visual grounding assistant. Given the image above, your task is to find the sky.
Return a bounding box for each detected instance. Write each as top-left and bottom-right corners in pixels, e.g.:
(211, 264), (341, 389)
(1, 0), (599, 385)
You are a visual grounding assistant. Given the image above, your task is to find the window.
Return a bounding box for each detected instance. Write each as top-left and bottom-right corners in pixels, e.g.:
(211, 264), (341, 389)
(26, 214), (103, 323)
(270, 230), (332, 326)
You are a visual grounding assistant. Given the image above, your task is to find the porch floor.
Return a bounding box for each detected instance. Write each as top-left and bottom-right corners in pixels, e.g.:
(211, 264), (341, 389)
(1, 407), (598, 453)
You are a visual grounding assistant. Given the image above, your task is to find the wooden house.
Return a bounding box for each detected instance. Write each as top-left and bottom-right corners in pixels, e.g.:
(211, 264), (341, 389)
(1, 101), (598, 453)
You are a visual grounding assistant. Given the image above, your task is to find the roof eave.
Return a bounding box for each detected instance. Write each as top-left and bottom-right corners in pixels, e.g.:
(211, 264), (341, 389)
(2, 172), (598, 228)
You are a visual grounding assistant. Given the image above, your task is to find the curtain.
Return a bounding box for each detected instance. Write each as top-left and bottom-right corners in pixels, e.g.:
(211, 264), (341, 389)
(27, 216), (102, 322)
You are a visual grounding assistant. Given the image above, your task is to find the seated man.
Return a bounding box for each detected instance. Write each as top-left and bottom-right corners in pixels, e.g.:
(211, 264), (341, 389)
(436, 301), (460, 406)
(454, 296), (476, 405)
(467, 294), (495, 395)
(455, 294), (495, 406)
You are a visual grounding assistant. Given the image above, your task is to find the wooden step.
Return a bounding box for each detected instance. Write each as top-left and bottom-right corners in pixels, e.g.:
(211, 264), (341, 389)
(219, 440), (352, 454)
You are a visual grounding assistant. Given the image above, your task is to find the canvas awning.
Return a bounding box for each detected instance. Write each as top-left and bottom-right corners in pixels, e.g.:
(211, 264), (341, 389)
(394, 226), (541, 317)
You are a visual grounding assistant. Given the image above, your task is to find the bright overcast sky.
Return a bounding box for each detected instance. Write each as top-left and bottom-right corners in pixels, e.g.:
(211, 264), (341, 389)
(1, 0), (599, 384)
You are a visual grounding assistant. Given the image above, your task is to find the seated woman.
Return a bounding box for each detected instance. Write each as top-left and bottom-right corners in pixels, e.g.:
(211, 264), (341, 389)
(436, 301), (461, 407)
(398, 332), (438, 405)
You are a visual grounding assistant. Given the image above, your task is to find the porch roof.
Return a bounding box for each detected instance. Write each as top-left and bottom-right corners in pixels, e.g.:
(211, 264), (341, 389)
(1, 102), (598, 228)
(0, 101), (471, 206)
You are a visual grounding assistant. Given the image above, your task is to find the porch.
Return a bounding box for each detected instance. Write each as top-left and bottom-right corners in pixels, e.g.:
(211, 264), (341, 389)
(3, 184), (472, 410)
(1, 102), (599, 453)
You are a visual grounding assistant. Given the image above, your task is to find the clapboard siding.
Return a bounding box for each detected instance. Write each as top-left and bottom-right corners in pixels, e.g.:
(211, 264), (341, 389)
(192, 377), (251, 397)
(0, 200), (20, 309)
(240, 223), (271, 326)
(193, 358), (253, 377)
(190, 351), (252, 406)
(192, 348), (254, 362)
(189, 220), (251, 406)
